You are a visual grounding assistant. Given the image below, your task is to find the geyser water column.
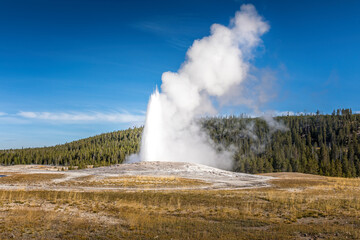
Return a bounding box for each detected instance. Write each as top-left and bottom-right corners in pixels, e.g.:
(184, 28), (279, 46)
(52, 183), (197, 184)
(138, 4), (269, 170)
(140, 88), (164, 162)
(140, 87), (233, 169)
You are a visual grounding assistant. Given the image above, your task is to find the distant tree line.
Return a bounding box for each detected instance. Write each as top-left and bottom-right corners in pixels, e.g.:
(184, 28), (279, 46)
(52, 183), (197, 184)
(0, 109), (359, 177)
(204, 108), (360, 177)
(0, 127), (142, 169)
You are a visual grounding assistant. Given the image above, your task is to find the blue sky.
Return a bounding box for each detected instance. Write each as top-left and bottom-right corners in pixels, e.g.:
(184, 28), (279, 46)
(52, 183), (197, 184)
(1, 0), (360, 149)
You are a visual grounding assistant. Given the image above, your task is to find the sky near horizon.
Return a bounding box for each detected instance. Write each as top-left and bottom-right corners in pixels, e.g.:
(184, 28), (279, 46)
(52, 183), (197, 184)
(1, 0), (360, 149)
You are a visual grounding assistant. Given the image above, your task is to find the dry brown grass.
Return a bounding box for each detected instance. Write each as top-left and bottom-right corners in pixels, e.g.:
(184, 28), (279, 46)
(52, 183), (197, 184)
(56, 175), (208, 188)
(0, 172), (359, 239)
(0, 173), (64, 184)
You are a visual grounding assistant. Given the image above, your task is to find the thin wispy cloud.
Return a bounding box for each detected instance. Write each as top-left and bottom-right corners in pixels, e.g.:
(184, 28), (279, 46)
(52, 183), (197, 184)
(275, 111), (296, 116)
(134, 21), (191, 49)
(2, 109), (358, 124)
(132, 15), (207, 50)
(15, 111), (145, 124)
(248, 111), (312, 118)
(274, 111), (360, 116)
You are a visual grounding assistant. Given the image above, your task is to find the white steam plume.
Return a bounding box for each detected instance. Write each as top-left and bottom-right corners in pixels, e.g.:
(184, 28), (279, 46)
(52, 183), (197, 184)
(135, 4), (269, 169)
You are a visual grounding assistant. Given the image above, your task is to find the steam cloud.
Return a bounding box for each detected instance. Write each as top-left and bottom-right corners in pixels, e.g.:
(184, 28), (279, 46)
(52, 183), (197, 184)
(133, 4), (270, 169)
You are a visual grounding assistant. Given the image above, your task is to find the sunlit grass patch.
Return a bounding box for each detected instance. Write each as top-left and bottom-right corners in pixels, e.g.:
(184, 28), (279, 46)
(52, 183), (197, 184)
(0, 173), (360, 239)
(0, 173), (65, 184)
(270, 178), (328, 188)
(0, 207), (126, 240)
(58, 175), (208, 188)
(99, 175), (208, 187)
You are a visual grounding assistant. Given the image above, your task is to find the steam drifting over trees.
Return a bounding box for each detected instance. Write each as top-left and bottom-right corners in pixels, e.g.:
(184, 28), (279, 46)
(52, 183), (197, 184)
(1, 109), (360, 178)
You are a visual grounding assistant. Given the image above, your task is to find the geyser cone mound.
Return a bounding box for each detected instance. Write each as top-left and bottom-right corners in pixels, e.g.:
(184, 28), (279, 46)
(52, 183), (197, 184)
(89, 161), (272, 190)
(0, 163), (272, 191)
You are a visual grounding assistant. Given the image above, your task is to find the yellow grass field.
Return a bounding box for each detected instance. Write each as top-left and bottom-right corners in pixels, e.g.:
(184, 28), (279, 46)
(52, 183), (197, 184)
(0, 172), (359, 239)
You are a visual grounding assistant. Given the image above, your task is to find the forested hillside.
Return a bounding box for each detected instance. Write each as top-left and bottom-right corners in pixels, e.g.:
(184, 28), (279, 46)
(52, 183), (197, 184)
(205, 109), (360, 177)
(1, 109), (359, 177)
(0, 127), (142, 168)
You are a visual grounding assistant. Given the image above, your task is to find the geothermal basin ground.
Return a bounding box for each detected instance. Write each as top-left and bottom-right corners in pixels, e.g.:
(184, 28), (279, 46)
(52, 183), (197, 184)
(0, 163), (360, 239)
(0, 162), (271, 191)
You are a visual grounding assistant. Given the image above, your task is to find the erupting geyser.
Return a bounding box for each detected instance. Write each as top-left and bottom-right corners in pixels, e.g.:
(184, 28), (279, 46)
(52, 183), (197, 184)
(136, 4), (269, 170)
